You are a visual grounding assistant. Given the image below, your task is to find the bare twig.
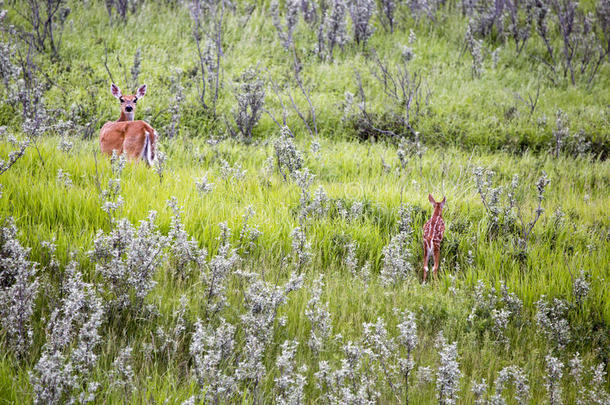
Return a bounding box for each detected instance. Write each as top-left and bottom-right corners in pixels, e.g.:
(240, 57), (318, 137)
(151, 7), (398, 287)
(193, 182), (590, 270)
(103, 42), (116, 84)
(514, 82), (541, 117)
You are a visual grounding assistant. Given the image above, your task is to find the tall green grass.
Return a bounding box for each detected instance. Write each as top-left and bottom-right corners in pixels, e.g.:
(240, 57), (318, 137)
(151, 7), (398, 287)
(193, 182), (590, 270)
(0, 133), (608, 402)
(1, 0), (610, 402)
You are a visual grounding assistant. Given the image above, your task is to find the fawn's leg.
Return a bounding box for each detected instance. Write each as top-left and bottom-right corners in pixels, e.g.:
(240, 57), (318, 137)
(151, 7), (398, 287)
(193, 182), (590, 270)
(422, 241), (428, 282)
(432, 246), (440, 279)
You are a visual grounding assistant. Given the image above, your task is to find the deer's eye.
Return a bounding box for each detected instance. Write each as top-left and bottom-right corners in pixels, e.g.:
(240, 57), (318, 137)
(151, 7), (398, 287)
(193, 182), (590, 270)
(133, 98), (137, 103)
(119, 97), (124, 103)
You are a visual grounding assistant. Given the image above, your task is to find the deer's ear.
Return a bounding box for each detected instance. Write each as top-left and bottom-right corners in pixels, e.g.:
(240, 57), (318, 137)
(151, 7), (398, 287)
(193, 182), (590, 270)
(136, 84), (147, 99)
(428, 194), (435, 204)
(111, 83), (122, 99)
(441, 196), (446, 208)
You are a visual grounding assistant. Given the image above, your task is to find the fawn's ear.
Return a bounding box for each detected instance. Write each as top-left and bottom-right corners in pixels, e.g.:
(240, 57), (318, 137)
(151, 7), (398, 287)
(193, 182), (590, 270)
(111, 83), (122, 99)
(440, 196), (446, 208)
(428, 194), (435, 204)
(136, 84), (147, 99)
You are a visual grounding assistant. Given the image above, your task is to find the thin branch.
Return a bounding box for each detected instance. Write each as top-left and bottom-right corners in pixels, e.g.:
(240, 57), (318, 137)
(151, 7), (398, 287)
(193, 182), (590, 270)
(103, 42), (115, 84)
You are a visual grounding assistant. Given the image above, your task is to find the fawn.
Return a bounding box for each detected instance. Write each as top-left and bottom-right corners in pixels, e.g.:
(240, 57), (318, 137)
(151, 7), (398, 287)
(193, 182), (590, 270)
(99, 84), (157, 165)
(422, 194), (446, 282)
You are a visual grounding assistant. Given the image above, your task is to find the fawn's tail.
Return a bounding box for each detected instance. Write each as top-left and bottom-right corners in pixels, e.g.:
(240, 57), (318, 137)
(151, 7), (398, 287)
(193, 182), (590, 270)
(141, 131), (154, 166)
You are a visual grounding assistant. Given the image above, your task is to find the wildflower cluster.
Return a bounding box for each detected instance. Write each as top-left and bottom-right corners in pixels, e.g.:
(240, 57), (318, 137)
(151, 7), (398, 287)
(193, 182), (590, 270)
(89, 211), (165, 314)
(292, 167), (316, 222)
(465, 25), (484, 78)
(56, 169), (73, 188)
(237, 205), (261, 257)
(396, 310), (418, 402)
(471, 379), (488, 405)
(305, 275), (332, 355)
(190, 318), (237, 403)
(235, 272), (304, 397)
(0, 217), (39, 359)
(406, 0), (443, 22)
(0, 134), (29, 176)
(334, 199), (366, 223)
(552, 109), (569, 158)
(535, 296), (571, 351)
(195, 173), (215, 195)
(109, 346), (134, 395)
(314, 310), (420, 403)
(232, 68), (266, 141)
(202, 222), (239, 317)
(466, 0), (608, 85)
(571, 270), (590, 306)
(101, 151), (126, 225)
(315, 341), (380, 404)
(274, 340), (307, 405)
(363, 318), (400, 399)
(154, 295), (190, 359)
(380, 205), (414, 286)
(57, 136), (73, 153)
(291, 226), (312, 272)
(343, 240), (369, 283)
(473, 167), (550, 254)
(167, 197), (208, 278)
(309, 185), (330, 219)
(435, 332), (461, 405)
(30, 265), (104, 404)
(316, 0), (348, 61)
(348, 0), (375, 47)
(491, 365), (530, 404)
(271, 0), (300, 50)
(273, 126), (304, 181)
(467, 280), (523, 345)
(219, 159), (247, 181)
(545, 353), (564, 405)
(153, 150), (167, 182)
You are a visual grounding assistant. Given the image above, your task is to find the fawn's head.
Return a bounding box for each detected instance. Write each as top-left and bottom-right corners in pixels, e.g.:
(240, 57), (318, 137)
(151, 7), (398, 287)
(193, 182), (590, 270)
(428, 194), (446, 214)
(111, 83), (147, 121)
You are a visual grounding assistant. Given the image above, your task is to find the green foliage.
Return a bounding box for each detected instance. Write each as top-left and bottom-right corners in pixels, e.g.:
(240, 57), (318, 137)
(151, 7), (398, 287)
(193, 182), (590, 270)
(0, 0), (609, 402)
(0, 134), (609, 402)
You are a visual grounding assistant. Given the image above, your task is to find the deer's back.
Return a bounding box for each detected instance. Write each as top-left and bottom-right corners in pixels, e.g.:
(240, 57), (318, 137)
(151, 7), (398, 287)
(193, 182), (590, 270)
(99, 120), (156, 159)
(423, 215), (445, 246)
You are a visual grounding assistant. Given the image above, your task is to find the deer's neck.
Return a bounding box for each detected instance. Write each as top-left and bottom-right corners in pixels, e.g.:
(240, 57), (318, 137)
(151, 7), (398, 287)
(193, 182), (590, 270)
(432, 208), (443, 219)
(117, 111), (134, 122)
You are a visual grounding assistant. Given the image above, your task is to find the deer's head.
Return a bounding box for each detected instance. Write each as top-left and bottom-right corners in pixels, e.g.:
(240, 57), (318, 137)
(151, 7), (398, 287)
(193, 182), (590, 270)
(111, 83), (146, 121)
(428, 194), (446, 215)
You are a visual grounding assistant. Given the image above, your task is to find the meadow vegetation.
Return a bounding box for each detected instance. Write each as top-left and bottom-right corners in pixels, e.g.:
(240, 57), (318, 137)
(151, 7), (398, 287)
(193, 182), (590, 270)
(0, 0), (609, 403)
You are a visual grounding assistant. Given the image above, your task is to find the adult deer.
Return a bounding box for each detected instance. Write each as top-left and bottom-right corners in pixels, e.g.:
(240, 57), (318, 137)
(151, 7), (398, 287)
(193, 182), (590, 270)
(422, 194), (446, 282)
(99, 84), (157, 165)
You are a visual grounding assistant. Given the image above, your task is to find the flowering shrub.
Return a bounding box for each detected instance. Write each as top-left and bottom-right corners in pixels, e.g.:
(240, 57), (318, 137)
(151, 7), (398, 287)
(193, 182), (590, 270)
(380, 205), (414, 286)
(305, 275), (332, 355)
(273, 126), (304, 181)
(435, 332), (461, 405)
(90, 211), (165, 314)
(348, 0), (375, 47)
(316, 0), (348, 60)
(536, 296), (571, 351)
(271, 0), (300, 50)
(491, 365), (530, 404)
(190, 318), (237, 403)
(0, 216), (38, 360)
(167, 197), (208, 278)
(30, 265), (104, 404)
(231, 68), (266, 141)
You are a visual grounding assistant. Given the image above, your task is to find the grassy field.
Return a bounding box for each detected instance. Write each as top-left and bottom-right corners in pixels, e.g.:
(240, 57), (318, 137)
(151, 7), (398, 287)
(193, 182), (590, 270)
(1, 0), (609, 403)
